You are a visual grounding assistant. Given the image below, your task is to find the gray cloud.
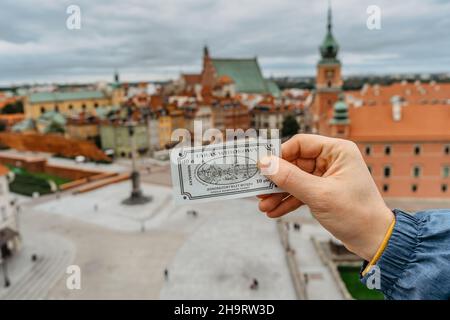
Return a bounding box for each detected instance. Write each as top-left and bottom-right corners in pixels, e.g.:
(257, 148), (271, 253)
(0, 0), (449, 85)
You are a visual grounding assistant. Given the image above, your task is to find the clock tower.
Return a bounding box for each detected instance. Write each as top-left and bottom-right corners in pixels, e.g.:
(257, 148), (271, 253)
(312, 2), (343, 135)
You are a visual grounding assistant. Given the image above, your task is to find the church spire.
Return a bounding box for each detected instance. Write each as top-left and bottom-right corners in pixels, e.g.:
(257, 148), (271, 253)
(112, 69), (121, 89)
(327, 0), (332, 33)
(320, 0), (339, 61)
(114, 69), (119, 84)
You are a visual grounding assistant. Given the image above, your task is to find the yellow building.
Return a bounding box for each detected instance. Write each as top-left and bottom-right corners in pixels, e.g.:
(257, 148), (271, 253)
(158, 113), (172, 148)
(156, 107), (187, 148)
(24, 90), (121, 120)
(24, 72), (125, 120)
(66, 120), (100, 141)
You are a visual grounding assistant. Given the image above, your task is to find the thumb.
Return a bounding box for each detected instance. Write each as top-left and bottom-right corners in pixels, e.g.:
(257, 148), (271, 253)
(258, 155), (321, 200)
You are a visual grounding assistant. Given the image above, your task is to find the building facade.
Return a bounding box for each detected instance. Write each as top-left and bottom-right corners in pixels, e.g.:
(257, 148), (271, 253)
(99, 124), (149, 158)
(211, 99), (251, 133)
(0, 165), (20, 260)
(312, 4), (450, 199)
(346, 99), (450, 199)
(175, 46), (280, 99)
(311, 4), (343, 136)
(65, 113), (100, 141)
(24, 74), (125, 120)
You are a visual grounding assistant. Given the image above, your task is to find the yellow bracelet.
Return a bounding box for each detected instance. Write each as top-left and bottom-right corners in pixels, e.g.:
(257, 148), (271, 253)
(361, 216), (396, 276)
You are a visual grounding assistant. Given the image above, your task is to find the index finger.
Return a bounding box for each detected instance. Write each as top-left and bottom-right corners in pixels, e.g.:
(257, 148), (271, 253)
(281, 134), (331, 162)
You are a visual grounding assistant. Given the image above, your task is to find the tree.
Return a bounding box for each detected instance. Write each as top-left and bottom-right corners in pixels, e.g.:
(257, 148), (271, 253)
(1, 101), (24, 114)
(281, 115), (300, 138)
(46, 122), (65, 134)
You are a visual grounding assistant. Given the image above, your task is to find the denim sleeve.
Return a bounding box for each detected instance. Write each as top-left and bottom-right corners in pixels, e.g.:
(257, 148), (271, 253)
(360, 209), (450, 300)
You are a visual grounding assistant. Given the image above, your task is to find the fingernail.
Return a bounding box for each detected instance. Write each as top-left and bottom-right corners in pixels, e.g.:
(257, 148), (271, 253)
(258, 156), (272, 169)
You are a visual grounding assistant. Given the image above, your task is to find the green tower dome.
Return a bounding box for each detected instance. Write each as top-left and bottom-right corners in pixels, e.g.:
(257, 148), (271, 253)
(330, 95), (349, 125)
(320, 2), (339, 61)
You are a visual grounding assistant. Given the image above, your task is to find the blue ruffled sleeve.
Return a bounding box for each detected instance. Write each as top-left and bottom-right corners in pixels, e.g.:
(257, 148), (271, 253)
(361, 209), (450, 300)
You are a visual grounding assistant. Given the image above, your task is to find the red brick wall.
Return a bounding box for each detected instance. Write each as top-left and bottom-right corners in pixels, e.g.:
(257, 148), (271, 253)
(43, 164), (102, 181)
(359, 142), (450, 198)
(0, 154), (102, 180)
(0, 155), (46, 172)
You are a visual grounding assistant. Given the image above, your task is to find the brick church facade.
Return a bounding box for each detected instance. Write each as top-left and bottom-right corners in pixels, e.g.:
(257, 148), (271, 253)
(311, 4), (450, 199)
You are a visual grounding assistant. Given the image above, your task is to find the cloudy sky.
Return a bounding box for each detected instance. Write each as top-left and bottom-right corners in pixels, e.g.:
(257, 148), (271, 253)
(1, 0), (449, 85)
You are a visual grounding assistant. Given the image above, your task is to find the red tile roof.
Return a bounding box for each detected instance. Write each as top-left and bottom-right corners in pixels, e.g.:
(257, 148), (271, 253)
(348, 103), (450, 142)
(182, 74), (202, 86)
(347, 82), (450, 107)
(217, 75), (234, 85)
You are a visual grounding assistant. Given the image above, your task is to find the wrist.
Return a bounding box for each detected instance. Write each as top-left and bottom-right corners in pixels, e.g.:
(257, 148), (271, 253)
(359, 206), (395, 261)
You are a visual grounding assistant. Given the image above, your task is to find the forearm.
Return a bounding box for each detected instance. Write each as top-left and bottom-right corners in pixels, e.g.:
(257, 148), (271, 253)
(360, 209), (450, 300)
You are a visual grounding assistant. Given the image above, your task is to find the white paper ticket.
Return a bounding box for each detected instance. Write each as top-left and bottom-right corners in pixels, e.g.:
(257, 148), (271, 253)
(170, 139), (283, 204)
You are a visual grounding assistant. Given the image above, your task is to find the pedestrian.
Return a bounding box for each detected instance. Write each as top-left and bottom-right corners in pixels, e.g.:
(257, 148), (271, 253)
(250, 278), (259, 290)
(304, 273), (309, 285)
(164, 268), (169, 280)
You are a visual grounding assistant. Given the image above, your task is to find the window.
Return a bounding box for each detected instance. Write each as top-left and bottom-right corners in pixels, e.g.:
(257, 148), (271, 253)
(442, 184), (448, 193)
(414, 145), (421, 155)
(94, 102), (99, 108)
(365, 146), (372, 156)
(445, 145), (450, 155)
(69, 104), (73, 110)
(326, 70), (334, 79)
(55, 105), (59, 112)
(443, 166), (450, 178)
(82, 104), (87, 110)
(40, 106), (45, 114)
(383, 166), (391, 178)
(383, 184), (389, 192)
(411, 184), (418, 193)
(412, 166), (421, 178)
(384, 145), (391, 156)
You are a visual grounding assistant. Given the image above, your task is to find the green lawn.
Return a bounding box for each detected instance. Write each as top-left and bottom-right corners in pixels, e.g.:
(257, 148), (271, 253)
(28, 171), (71, 186)
(6, 165), (72, 196)
(338, 265), (384, 300)
(6, 165), (71, 186)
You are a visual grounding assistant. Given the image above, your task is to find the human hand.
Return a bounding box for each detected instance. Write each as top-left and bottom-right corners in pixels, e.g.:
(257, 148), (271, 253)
(257, 134), (394, 261)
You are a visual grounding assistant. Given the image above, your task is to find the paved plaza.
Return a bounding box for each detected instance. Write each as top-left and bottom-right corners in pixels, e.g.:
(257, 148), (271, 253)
(160, 199), (296, 299)
(0, 161), (349, 300)
(32, 181), (300, 299)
